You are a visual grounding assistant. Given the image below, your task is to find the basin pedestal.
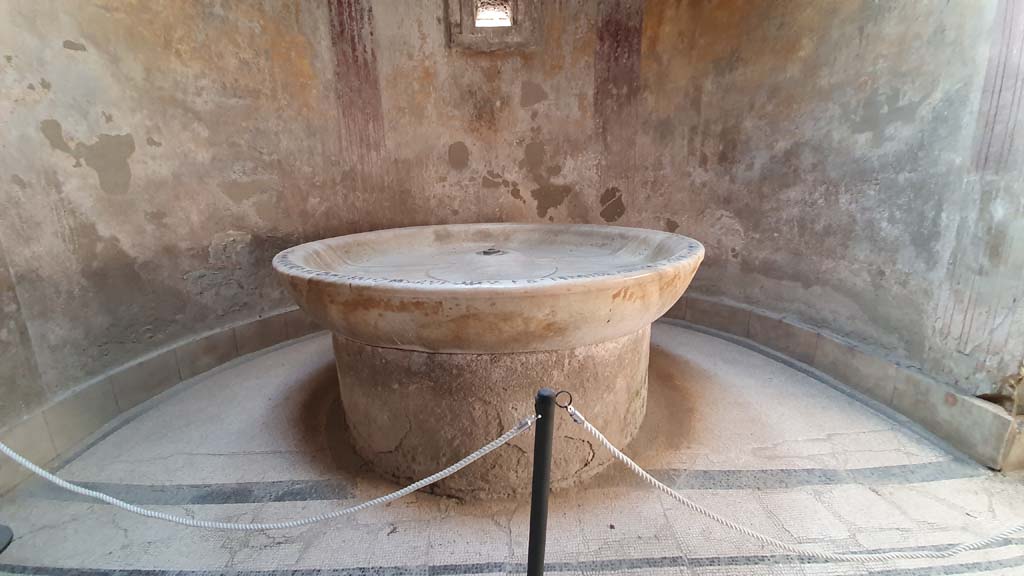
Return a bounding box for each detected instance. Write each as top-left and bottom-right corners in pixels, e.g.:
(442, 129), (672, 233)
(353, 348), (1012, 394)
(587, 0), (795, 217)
(333, 326), (649, 497)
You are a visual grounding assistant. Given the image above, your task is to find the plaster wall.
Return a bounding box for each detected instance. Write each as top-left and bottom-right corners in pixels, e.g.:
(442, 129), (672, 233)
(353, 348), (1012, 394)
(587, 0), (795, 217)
(1, 0), (1021, 430)
(0, 0), (347, 425)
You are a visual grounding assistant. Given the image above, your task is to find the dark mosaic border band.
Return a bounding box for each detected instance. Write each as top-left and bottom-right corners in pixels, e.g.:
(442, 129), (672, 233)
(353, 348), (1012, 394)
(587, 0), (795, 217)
(1, 538), (1022, 575)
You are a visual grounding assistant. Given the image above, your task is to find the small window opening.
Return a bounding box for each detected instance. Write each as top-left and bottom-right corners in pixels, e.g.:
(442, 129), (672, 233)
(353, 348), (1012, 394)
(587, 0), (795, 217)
(475, 0), (512, 28)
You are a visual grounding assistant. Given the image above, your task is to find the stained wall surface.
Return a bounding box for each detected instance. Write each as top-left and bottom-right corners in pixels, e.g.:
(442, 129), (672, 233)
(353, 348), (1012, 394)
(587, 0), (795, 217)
(638, 0), (1024, 397)
(0, 0), (347, 425)
(0, 0), (1021, 429)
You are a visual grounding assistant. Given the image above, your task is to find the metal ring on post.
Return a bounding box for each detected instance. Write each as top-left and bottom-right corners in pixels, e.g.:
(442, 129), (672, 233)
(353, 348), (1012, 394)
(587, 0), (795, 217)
(554, 390), (573, 409)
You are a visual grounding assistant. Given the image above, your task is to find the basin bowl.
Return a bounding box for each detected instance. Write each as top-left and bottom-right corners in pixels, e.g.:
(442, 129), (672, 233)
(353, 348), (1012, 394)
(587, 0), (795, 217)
(273, 223), (704, 353)
(274, 223), (704, 497)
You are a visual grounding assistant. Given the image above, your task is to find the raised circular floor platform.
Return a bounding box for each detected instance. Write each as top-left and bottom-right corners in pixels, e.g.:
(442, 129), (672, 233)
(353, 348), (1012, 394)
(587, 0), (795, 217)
(1, 322), (1021, 574)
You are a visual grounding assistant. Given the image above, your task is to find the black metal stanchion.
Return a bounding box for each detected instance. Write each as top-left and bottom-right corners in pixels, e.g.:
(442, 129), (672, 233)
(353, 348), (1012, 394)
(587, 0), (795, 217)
(526, 388), (556, 576)
(0, 524), (12, 554)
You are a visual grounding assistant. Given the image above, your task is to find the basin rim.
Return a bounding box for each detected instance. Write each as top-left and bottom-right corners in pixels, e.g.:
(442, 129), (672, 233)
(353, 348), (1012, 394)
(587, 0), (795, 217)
(272, 222), (705, 295)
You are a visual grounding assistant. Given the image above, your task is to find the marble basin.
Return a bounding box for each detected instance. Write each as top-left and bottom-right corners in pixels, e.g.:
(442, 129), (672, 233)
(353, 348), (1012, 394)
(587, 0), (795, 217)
(273, 223), (704, 353)
(273, 224), (704, 497)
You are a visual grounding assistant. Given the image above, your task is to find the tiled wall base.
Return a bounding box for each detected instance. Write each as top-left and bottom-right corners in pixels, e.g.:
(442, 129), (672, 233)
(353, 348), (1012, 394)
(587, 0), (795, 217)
(0, 308), (322, 494)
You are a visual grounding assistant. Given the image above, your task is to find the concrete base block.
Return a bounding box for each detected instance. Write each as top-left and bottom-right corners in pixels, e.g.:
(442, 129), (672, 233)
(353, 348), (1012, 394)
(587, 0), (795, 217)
(892, 371), (1015, 469)
(42, 381), (119, 455)
(748, 312), (819, 366)
(1002, 421), (1024, 470)
(176, 330), (238, 380)
(684, 297), (750, 337)
(0, 414), (56, 495)
(332, 326), (651, 498)
(812, 335), (900, 406)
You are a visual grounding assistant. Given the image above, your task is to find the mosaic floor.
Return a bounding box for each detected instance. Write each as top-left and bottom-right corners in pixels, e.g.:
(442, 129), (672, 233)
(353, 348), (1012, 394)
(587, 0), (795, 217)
(1, 322), (1022, 575)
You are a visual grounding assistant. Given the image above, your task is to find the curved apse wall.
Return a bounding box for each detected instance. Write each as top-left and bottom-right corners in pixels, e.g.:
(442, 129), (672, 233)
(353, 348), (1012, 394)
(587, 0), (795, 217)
(638, 0), (1023, 394)
(1, 0), (1021, 436)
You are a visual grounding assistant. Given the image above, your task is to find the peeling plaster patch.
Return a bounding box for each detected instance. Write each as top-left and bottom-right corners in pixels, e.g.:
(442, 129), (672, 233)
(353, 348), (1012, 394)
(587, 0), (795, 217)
(40, 119), (73, 154)
(146, 136), (163, 147)
(62, 40), (87, 51)
(184, 232), (292, 311)
(38, 78), (51, 91)
(717, 123), (741, 168)
(209, 231), (254, 266)
(522, 141), (545, 173)
(39, 119), (136, 194)
(448, 141), (469, 170)
(77, 134), (136, 195)
(221, 161), (274, 203)
(484, 171), (521, 204)
(41, 186), (188, 360)
(520, 80), (548, 107)
(565, 192), (590, 223)
(520, 139), (572, 217)
(482, 173), (502, 188)
(665, 218), (679, 233)
(599, 187), (626, 222)
(481, 170), (516, 201)
(466, 86), (506, 132)
(700, 208), (746, 260)
(530, 185), (572, 218)
(145, 210), (168, 226)
(220, 181), (265, 203)
(852, 88), (925, 144)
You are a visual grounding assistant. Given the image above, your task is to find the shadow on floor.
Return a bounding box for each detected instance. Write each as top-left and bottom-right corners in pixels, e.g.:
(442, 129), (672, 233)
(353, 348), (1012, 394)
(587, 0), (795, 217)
(293, 361), (369, 479)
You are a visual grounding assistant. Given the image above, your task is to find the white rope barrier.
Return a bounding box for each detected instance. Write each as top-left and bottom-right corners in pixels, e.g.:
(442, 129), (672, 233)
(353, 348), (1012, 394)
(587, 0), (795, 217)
(3, 395), (1023, 565)
(564, 405), (1024, 563)
(0, 415), (537, 531)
